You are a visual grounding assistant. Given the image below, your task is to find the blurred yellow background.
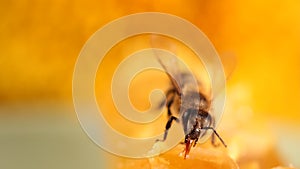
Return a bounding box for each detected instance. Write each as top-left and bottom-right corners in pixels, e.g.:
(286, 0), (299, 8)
(1, 0), (300, 168)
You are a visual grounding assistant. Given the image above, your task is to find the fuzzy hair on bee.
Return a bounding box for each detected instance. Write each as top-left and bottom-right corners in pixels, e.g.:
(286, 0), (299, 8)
(154, 55), (227, 159)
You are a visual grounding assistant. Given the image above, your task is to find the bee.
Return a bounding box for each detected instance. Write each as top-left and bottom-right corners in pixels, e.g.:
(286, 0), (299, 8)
(155, 55), (227, 159)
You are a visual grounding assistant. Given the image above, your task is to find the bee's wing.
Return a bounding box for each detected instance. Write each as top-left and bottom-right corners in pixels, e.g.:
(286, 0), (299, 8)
(211, 51), (236, 95)
(221, 52), (236, 82)
(209, 51), (236, 129)
(150, 34), (184, 95)
(156, 56), (182, 95)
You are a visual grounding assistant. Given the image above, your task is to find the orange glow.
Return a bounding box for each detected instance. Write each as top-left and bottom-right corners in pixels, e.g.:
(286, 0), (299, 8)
(1, 0), (300, 168)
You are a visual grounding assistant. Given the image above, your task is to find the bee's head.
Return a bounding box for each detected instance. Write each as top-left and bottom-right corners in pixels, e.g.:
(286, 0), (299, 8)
(185, 118), (201, 141)
(183, 118), (202, 159)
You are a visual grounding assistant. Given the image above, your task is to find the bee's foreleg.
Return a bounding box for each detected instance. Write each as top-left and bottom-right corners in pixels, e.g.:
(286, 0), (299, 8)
(156, 116), (179, 142)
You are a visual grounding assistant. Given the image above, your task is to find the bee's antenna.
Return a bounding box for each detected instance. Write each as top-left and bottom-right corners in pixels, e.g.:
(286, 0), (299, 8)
(201, 126), (227, 147)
